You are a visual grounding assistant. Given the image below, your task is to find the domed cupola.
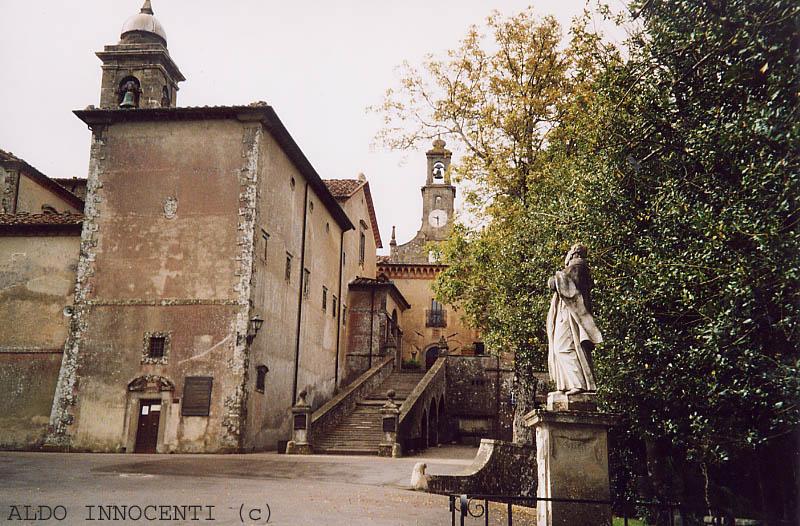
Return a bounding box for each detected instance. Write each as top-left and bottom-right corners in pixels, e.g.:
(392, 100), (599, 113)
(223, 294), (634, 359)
(121, 1), (168, 45)
(95, 0), (185, 109)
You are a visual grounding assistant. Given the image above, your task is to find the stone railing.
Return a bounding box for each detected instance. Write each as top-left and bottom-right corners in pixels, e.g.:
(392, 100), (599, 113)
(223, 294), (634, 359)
(426, 439), (536, 497)
(306, 355), (394, 447)
(398, 356), (447, 451)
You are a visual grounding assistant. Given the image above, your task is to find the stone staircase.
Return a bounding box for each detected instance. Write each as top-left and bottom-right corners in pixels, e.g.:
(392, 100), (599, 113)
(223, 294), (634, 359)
(314, 370), (426, 455)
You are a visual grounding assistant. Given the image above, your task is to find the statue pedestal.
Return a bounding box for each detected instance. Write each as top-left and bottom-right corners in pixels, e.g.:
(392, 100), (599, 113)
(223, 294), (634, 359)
(524, 401), (617, 526)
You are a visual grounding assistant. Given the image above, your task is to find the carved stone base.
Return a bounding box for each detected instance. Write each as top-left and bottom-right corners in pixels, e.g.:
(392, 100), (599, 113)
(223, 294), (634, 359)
(524, 409), (617, 526)
(285, 441), (312, 455)
(546, 391), (597, 412)
(378, 442), (401, 458)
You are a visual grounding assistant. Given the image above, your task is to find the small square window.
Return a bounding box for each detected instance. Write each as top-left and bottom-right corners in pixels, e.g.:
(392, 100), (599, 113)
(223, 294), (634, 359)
(142, 331), (170, 364)
(322, 286), (328, 312)
(285, 253), (293, 281)
(149, 337), (166, 358)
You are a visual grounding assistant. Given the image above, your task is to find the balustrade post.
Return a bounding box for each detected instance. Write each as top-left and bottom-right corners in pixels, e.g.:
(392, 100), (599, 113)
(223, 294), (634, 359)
(285, 390), (313, 454)
(378, 389), (401, 457)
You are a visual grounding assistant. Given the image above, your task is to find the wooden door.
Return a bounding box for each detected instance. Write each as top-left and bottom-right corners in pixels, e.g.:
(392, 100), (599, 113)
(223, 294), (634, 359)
(134, 399), (161, 453)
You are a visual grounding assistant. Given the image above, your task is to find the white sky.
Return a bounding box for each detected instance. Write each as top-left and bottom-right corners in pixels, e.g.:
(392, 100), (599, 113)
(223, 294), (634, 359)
(0, 0), (625, 253)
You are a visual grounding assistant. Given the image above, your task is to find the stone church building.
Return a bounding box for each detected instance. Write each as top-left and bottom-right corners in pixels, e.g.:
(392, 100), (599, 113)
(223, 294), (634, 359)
(0, 2), (511, 454)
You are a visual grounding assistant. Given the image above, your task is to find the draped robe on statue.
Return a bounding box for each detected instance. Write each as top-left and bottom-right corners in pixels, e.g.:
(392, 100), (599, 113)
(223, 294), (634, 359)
(546, 258), (603, 392)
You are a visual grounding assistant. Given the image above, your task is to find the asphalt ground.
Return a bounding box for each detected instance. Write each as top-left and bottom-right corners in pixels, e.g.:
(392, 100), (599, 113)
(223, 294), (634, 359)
(0, 446), (537, 526)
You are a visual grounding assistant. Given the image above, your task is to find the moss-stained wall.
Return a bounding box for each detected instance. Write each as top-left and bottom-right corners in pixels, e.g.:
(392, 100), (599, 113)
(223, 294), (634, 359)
(53, 118), (252, 453)
(0, 234), (79, 449)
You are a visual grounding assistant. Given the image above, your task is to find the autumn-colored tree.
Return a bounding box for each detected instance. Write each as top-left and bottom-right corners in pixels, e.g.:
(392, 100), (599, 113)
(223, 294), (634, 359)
(377, 2), (799, 521)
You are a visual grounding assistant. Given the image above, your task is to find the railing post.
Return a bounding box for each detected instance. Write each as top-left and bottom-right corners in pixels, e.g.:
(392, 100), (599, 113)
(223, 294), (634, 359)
(378, 390), (401, 457)
(285, 389), (313, 454)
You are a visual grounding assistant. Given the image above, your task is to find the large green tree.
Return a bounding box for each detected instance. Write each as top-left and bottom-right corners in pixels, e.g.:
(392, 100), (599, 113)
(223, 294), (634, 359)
(377, 1), (799, 520)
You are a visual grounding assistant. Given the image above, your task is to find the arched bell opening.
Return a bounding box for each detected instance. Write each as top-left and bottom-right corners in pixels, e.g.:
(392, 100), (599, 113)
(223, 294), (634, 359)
(118, 76), (142, 108)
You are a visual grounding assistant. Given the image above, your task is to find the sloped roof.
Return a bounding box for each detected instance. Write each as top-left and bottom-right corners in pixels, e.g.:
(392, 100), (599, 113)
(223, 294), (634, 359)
(0, 212), (85, 225)
(0, 212), (84, 236)
(349, 276), (411, 309)
(323, 178), (383, 248)
(0, 149), (86, 211)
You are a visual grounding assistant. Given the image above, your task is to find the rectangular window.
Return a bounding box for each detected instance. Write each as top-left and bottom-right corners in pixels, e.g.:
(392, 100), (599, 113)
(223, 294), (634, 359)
(322, 286), (328, 312)
(181, 376), (213, 417)
(332, 295), (337, 318)
(359, 232), (366, 266)
(261, 230), (269, 261)
(342, 305), (347, 325)
(285, 253), (293, 281)
(255, 365), (268, 393)
(303, 268), (311, 298)
(148, 336), (166, 359)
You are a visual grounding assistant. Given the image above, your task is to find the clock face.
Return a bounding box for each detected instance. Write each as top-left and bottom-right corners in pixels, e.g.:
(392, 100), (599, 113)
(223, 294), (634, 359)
(428, 209), (448, 228)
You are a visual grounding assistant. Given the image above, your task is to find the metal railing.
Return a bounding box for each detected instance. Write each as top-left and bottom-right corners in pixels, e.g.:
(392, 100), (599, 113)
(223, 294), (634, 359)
(426, 309), (447, 327)
(448, 494), (686, 526)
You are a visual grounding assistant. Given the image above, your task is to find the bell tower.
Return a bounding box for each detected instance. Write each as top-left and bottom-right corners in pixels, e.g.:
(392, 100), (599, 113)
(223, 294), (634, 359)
(96, 1), (185, 109)
(420, 138), (456, 241)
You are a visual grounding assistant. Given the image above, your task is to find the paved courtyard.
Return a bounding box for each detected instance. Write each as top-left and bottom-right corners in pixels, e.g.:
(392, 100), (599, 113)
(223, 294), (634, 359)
(0, 446), (537, 525)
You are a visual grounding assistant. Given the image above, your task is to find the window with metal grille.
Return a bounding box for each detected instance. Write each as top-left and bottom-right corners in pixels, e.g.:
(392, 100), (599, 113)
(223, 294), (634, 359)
(426, 299), (447, 328)
(148, 336), (166, 359)
(303, 268), (311, 298)
(255, 365), (268, 393)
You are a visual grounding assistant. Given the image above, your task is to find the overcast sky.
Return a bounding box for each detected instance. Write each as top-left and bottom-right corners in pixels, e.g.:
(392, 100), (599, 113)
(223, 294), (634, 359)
(0, 0), (624, 252)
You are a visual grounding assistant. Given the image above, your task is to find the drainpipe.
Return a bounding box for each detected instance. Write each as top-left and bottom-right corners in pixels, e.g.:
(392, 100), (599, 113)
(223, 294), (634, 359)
(334, 229), (344, 389)
(292, 182), (309, 405)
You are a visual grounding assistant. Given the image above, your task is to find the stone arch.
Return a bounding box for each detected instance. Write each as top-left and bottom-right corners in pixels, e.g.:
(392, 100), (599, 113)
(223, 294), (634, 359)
(127, 375), (175, 392)
(438, 395), (447, 444)
(424, 344), (439, 370)
(420, 408), (429, 450)
(431, 399), (440, 446)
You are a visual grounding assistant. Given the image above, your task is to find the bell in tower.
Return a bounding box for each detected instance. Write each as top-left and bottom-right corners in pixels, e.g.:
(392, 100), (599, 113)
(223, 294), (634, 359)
(96, 1), (185, 110)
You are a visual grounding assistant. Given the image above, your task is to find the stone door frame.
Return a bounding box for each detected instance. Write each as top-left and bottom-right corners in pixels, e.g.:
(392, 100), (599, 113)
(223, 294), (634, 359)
(123, 376), (175, 454)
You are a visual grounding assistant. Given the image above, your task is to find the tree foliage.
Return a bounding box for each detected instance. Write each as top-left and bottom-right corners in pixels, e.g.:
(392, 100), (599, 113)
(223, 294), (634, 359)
(377, 0), (799, 516)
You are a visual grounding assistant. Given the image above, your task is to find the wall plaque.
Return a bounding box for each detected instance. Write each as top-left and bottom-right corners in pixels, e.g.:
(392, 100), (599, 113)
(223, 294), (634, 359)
(181, 376), (213, 416)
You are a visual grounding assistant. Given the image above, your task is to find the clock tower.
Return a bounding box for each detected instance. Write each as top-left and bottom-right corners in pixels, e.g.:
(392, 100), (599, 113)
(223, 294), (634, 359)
(420, 138), (456, 241)
(384, 139), (456, 264)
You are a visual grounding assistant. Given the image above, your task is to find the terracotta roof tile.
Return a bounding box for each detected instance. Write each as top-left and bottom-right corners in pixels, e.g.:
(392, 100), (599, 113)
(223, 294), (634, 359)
(0, 212), (84, 226)
(0, 149), (23, 162)
(323, 179), (364, 199)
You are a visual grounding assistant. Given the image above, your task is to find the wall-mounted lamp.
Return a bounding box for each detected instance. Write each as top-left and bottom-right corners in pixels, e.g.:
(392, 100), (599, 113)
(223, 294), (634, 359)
(247, 315), (265, 344)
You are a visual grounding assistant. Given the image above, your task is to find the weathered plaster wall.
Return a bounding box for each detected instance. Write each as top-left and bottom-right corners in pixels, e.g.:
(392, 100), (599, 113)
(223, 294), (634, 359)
(57, 118), (252, 453)
(0, 234), (79, 449)
(386, 274), (479, 365)
(0, 353), (63, 449)
(337, 185), (379, 386)
(0, 235), (79, 349)
(15, 175), (82, 214)
(244, 130), (346, 451)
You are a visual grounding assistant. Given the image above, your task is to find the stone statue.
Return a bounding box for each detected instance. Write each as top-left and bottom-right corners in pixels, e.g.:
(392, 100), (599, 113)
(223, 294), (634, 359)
(546, 244), (603, 395)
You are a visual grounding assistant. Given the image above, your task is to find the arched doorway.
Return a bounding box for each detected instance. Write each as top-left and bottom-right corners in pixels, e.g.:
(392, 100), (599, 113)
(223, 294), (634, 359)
(425, 346), (439, 370)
